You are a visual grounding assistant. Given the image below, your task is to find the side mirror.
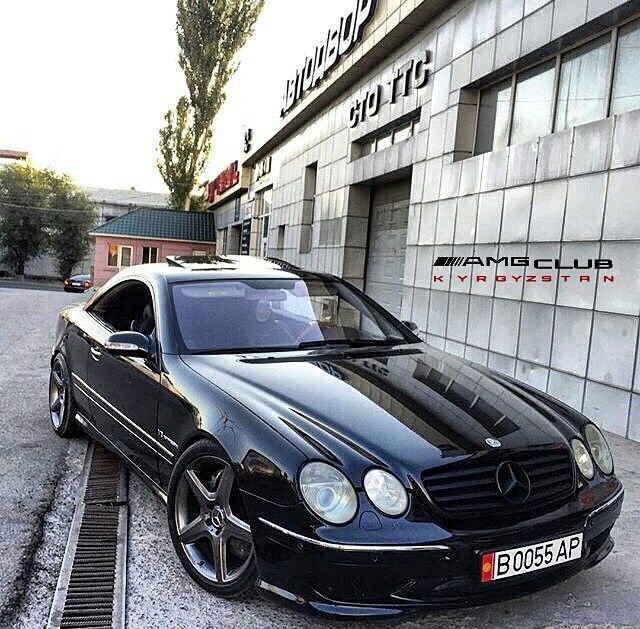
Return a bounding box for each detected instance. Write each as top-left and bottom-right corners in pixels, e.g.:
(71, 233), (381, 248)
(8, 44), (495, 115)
(402, 320), (419, 333)
(104, 331), (153, 358)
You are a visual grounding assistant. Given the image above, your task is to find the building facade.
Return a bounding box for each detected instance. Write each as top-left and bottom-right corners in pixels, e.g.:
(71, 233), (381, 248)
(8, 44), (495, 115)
(0, 185), (173, 280)
(212, 0), (640, 442)
(90, 208), (216, 285)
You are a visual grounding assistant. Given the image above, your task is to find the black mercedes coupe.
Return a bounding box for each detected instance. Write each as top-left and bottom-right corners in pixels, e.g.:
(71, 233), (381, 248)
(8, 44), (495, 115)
(49, 256), (623, 617)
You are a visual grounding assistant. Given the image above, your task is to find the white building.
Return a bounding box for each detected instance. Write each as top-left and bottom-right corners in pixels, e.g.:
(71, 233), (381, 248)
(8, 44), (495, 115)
(211, 0), (640, 443)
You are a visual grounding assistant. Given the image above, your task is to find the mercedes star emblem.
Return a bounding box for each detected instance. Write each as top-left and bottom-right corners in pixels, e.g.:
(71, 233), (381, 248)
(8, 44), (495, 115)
(496, 461), (532, 504)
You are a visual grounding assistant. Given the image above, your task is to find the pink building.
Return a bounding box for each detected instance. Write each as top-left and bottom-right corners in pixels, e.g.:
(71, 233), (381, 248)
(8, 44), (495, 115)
(89, 208), (216, 285)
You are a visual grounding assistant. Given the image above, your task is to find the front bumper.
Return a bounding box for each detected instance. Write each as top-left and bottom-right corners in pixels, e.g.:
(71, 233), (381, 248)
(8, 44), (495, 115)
(252, 485), (624, 617)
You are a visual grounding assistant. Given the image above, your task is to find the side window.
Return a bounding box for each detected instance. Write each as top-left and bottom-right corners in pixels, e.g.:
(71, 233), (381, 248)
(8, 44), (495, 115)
(89, 280), (156, 336)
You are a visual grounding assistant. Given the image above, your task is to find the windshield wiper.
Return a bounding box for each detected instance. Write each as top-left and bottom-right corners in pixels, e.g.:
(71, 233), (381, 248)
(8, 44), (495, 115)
(297, 338), (405, 350)
(296, 340), (354, 350)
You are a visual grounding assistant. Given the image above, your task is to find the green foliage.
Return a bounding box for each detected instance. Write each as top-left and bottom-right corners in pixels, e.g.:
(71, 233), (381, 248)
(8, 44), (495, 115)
(0, 164), (51, 276)
(0, 164), (96, 278)
(158, 0), (264, 210)
(47, 179), (96, 279)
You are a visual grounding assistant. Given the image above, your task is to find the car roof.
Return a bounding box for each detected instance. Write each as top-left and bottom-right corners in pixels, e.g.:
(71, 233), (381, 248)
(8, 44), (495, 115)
(111, 256), (332, 284)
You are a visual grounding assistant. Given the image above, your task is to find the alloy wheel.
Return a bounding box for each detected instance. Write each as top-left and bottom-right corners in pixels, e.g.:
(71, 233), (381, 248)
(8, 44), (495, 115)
(49, 362), (66, 429)
(174, 456), (254, 585)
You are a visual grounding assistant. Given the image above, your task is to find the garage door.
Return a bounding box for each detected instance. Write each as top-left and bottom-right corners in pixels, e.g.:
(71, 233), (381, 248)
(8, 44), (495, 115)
(365, 179), (411, 318)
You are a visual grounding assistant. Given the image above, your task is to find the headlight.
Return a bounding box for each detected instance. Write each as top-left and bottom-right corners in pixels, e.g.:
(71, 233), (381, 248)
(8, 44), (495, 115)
(571, 439), (594, 480)
(584, 425), (613, 475)
(363, 469), (408, 516)
(299, 462), (357, 524)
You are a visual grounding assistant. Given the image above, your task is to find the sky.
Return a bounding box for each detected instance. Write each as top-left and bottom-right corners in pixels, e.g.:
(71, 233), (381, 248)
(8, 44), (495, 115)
(0, 0), (353, 193)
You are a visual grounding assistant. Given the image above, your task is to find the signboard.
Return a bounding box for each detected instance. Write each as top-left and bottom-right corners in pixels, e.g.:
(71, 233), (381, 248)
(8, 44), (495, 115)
(349, 50), (432, 128)
(240, 218), (252, 255)
(255, 155), (272, 182)
(207, 161), (240, 203)
(281, 0), (378, 117)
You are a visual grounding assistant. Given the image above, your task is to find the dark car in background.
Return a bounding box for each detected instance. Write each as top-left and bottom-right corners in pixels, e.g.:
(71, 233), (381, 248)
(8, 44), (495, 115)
(48, 256), (623, 617)
(63, 274), (92, 293)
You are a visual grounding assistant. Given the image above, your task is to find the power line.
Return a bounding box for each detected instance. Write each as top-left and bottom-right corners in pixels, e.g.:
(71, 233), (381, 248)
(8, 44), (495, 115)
(0, 202), (97, 216)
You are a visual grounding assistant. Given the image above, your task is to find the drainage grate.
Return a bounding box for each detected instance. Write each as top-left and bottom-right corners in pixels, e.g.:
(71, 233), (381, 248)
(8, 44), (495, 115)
(48, 442), (128, 629)
(83, 443), (124, 505)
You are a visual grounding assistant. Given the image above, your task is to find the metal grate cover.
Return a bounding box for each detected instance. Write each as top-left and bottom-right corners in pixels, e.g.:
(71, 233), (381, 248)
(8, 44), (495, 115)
(48, 442), (127, 629)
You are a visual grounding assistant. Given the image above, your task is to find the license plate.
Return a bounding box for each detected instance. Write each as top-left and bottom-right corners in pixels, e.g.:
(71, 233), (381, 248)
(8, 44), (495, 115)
(480, 533), (583, 583)
(72, 282), (81, 286)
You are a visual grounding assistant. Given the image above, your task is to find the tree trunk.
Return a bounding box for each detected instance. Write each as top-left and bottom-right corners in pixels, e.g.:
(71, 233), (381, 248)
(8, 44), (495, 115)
(183, 194), (191, 211)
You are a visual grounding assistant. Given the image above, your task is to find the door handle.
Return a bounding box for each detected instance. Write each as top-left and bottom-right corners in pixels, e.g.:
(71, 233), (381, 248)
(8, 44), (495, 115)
(90, 346), (102, 361)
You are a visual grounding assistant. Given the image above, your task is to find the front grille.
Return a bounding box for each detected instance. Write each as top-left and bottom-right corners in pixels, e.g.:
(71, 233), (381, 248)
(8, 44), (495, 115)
(421, 446), (575, 524)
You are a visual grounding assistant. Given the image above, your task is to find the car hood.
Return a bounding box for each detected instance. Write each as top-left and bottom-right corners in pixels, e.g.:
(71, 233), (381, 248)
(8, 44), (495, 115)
(181, 344), (578, 483)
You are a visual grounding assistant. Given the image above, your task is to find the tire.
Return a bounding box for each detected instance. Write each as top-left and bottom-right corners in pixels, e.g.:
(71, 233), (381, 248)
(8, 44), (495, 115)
(49, 353), (79, 437)
(167, 439), (258, 598)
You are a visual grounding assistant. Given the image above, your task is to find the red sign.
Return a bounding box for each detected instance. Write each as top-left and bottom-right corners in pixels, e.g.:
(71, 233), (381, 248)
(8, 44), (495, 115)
(207, 161), (240, 203)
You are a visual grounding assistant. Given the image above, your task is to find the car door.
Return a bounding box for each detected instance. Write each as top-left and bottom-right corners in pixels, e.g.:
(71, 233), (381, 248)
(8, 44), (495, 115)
(85, 279), (162, 485)
(63, 308), (104, 422)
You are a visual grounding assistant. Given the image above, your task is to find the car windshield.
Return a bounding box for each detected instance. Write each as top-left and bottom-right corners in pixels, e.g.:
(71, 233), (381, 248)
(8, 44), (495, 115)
(171, 277), (415, 354)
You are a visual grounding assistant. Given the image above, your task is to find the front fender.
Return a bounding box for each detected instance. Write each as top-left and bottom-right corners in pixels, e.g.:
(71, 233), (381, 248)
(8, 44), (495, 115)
(158, 355), (307, 508)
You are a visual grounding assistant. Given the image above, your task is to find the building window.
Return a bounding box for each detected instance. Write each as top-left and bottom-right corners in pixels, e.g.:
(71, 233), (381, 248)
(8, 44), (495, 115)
(510, 61), (556, 146)
(299, 163), (318, 254)
(107, 244), (133, 268)
(254, 187), (272, 257)
(475, 79), (512, 154)
(219, 228), (228, 255)
(556, 36), (611, 131)
(277, 225), (286, 250)
(357, 115), (420, 158)
(611, 19), (640, 114)
(376, 130), (393, 151)
(142, 246), (158, 264)
(475, 17), (640, 155)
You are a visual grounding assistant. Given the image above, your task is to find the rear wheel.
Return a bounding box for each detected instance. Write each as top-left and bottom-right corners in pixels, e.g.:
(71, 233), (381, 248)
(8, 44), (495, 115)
(167, 440), (257, 598)
(49, 354), (78, 437)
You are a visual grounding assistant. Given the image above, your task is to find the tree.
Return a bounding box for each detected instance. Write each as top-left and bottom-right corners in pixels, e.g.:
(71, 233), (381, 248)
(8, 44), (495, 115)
(0, 164), (50, 278)
(0, 164), (96, 279)
(46, 175), (96, 279)
(158, 0), (264, 210)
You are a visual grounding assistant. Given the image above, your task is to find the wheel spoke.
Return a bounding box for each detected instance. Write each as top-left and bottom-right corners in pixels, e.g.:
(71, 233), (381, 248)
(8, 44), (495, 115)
(211, 536), (228, 583)
(53, 371), (63, 389)
(185, 469), (215, 506)
(50, 397), (61, 413)
(225, 513), (252, 544)
(178, 514), (209, 545)
(213, 466), (234, 503)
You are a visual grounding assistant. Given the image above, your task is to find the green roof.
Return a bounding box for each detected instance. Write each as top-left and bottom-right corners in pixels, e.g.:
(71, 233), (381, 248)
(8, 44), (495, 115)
(90, 208), (216, 243)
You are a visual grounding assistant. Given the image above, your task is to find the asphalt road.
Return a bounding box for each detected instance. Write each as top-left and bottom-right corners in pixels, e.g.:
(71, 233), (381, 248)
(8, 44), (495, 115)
(0, 286), (80, 626)
(1, 286), (639, 628)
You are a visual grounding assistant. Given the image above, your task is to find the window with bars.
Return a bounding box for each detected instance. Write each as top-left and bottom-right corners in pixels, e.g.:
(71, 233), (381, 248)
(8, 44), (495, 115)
(475, 16), (640, 155)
